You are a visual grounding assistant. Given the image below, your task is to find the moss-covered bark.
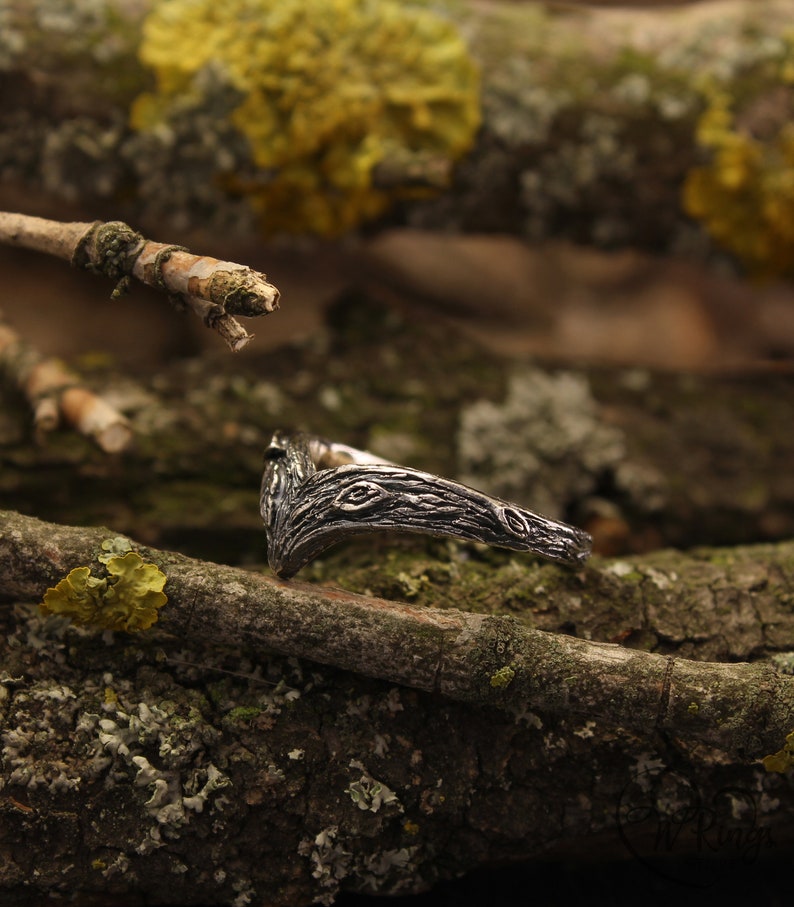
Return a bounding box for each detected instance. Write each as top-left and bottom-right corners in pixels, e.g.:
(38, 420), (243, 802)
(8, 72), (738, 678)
(5, 509), (794, 753)
(2, 509), (794, 906)
(3, 0), (794, 270)
(2, 305), (794, 902)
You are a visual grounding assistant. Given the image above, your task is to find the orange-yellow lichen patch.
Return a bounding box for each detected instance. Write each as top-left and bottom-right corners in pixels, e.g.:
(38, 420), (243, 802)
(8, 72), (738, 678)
(132, 0), (480, 235)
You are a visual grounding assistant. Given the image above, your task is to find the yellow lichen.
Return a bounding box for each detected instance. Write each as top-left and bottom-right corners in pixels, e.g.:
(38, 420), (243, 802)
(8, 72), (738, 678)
(132, 0), (480, 235)
(489, 664), (516, 689)
(683, 83), (794, 277)
(762, 729), (794, 774)
(41, 552), (167, 633)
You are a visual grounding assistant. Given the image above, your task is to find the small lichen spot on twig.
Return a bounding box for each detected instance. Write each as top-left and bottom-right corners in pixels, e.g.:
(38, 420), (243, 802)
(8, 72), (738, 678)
(345, 762), (401, 813)
(41, 551), (167, 632)
(762, 729), (794, 774)
(490, 664), (516, 689)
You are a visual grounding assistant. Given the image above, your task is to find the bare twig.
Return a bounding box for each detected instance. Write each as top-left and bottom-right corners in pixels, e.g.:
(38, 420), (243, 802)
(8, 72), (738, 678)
(0, 318), (132, 452)
(1, 509), (792, 763)
(0, 212), (280, 352)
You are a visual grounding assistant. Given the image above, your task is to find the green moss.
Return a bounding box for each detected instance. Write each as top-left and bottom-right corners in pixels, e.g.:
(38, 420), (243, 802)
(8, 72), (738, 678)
(133, 0), (480, 235)
(226, 705), (262, 722)
(41, 551), (167, 632)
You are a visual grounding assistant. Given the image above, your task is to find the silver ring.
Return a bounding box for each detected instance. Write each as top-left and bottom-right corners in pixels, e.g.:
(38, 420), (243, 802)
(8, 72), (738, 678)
(260, 431), (592, 579)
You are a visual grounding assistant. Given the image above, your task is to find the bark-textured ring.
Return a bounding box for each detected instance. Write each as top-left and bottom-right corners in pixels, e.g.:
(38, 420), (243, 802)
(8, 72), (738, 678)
(260, 431), (592, 578)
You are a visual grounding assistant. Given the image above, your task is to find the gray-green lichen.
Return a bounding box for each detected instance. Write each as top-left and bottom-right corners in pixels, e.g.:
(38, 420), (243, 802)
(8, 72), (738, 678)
(457, 367), (625, 519)
(120, 63), (260, 235)
(345, 761), (402, 813)
(1, 608), (229, 838)
(0, 601), (450, 903)
(297, 823), (419, 905)
(770, 652), (794, 675)
(98, 536), (133, 563)
(0, 0), (139, 73)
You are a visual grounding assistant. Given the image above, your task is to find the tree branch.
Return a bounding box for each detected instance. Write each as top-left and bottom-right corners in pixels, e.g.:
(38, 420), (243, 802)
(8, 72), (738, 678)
(2, 509), (792, 763)
(0, 314), (132, 452)
(3, 0), (791, 267)
(0, 212), (280, 352)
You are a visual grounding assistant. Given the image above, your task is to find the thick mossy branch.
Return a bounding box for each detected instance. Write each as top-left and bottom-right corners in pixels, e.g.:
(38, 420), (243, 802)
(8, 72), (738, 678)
(3, 1), (794, 265)
(2, 509), (793, 762)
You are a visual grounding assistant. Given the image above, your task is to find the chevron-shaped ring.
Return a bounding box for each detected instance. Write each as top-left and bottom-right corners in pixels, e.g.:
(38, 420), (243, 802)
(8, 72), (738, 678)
(260, 431), (592, 579)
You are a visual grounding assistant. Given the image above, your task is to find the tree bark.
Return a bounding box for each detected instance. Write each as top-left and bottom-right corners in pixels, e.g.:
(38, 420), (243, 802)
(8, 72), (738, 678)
(2, 320), (794, 902)
(1, 0), (791, 259)
(2, 507), (794, 905)
(4, 508), (794, 758)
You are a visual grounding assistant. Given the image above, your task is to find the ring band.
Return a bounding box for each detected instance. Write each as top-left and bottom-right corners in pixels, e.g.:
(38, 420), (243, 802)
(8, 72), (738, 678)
(260, 431), (592, 579)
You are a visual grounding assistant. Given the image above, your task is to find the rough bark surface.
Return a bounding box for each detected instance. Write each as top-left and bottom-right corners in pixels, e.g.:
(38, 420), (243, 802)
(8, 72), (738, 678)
(4, 509), (794, 755)
(2, 510), (794, 906)
(1, 0), (791, 263)
(1, 297), (794, 904)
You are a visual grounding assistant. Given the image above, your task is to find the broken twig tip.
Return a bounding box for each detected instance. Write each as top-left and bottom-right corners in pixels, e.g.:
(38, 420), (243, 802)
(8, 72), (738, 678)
(212, 312), (253, 352)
